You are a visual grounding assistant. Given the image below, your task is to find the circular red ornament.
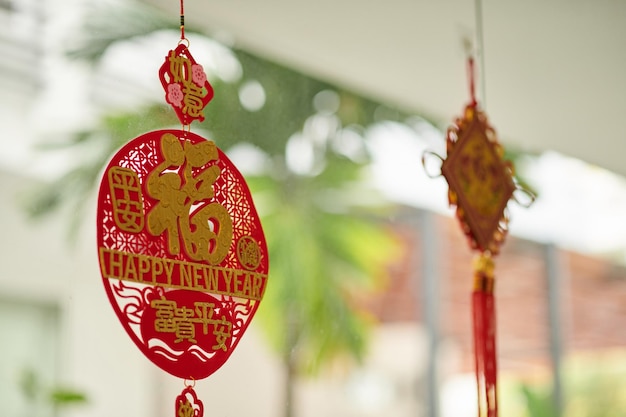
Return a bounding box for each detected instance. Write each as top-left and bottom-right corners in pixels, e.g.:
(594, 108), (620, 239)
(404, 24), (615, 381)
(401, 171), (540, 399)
(96, 130), (268, 380)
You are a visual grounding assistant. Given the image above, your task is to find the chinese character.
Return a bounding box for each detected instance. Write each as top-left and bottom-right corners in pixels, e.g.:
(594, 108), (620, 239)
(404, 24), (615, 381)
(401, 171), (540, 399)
(177, 398), (195, 417)
(174, 305), (197, 343)
(151, 296), (232, 350)
(168, 50), (192, 84)
(212, 316), (232, 352)
(150, 297), (197, 343)
(146, 133), (233, 264)
(151, 297), (177, 333)
(108, 166), (145, 233)
(167, 51), (207, 120)
(237, 236), (261, 270)
(182, 81), (206, 119)
(193, 302), (216, 335)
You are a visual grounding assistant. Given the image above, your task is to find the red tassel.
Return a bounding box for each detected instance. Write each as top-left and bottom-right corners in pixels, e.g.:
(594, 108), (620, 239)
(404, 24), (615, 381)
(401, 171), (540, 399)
(472, 254), (497, 417)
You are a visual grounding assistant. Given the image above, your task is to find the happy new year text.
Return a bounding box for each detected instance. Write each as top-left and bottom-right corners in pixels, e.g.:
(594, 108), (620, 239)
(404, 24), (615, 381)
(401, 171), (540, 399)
(99, 247), (267, 300)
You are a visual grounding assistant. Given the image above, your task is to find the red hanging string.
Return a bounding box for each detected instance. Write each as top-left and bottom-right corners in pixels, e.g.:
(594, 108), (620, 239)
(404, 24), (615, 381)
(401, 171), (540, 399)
(468, 56), (478, 108)
(472, 253), (498, 417)
(178, 0), (189, 134)
(180, 0), (185, 40)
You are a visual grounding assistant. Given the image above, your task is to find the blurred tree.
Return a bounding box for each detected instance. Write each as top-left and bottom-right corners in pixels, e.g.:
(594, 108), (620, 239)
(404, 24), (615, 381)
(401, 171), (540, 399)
(513, 354), (626, 417)
(26, 1), (404, 417)
(518, 384), (556, 417)
(19, 367), (88, 416)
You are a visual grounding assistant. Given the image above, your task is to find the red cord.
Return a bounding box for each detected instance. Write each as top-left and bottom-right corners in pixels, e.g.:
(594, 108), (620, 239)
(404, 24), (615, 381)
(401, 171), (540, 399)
(468, 56), (477, 107)
(180, 0), (185, 40)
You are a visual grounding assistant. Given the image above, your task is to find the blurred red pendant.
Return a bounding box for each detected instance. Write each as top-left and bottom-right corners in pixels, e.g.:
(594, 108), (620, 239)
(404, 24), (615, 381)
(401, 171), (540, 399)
(440, 102), (510, 416)
(441, 104), (515, 255)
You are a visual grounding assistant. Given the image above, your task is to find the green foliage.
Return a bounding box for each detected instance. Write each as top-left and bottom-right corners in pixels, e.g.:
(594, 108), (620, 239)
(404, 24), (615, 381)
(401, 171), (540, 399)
(250, 153), (400, 373)
(49, 389), (88, 406)
(199, 51), (322, 155)
(24, 104), (178, 238)
(201, 48), (387, 156)
(510, 354), (626, 417)
(66, 0), (178, 63)
(518, 384), (556, 417)
(19, 368), (88, 410)
(562, 354), (626, 417)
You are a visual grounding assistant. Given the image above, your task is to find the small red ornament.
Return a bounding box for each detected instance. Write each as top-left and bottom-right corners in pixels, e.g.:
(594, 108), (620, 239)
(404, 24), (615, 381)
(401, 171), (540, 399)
(159, 43), (215, 126)
(176, 385), (204, 417)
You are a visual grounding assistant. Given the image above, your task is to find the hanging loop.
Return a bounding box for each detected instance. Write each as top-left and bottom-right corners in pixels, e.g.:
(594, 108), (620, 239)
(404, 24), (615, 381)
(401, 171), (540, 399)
(512, 184), (536, 208)
(421, 150), (444, 178)
(184, 377), (196, 388)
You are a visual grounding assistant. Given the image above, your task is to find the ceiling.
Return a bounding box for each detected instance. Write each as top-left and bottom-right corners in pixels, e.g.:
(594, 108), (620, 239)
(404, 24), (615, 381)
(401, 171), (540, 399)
(148, 0), (626, 177)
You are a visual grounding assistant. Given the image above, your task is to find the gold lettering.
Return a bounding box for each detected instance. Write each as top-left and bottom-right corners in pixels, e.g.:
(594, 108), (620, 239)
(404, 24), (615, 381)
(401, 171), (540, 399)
(253, 274), (263, 300)
(124, 253), (138, 281)
(138, 255), (151, 281)
(98, 248), (109, 276)
(108, 249), (124, 278)
(222, 269), (234, 294)
(98, 248), (267, 300)
(108, 166), (145, 233)
(151, 258), (164, 283)
(233, 271), (243, 296)
(242, 273), (252, 298)
(178, 399), (194, 417)
(180, 263), (193, 288)
(207, 266), (218, 292)
(193, 264), (204, 290)
(163, 260), (174, 286)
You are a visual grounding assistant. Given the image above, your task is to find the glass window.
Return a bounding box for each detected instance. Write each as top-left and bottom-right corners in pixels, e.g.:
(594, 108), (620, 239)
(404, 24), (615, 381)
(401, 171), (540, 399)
(0, 298), (60, 417)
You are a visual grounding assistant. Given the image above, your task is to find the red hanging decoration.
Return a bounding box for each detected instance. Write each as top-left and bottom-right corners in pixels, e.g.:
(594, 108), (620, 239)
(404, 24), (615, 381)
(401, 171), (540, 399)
(439, 57), (511, 417)
(97, 130), (268, 380)
(95, 2), (268, 414)
(440, 57), (515, 256)
(425, 54), (532, 417)
(176, 384), (204, 417)
(159, 43), (214, 126)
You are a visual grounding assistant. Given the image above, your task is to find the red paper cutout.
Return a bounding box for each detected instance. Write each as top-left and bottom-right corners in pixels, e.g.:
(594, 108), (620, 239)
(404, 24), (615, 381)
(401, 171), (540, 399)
(159, 44), (214, 126)
(96, 129), (268, 380)
(176, 386), (204, 417)
(441, 105), (515, 254)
